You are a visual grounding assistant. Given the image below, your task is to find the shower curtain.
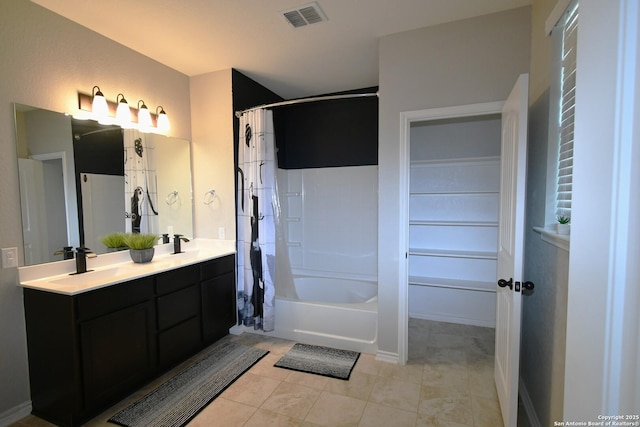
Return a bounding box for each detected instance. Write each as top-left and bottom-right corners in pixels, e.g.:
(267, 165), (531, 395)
(237, 109), (276, 331)
(123, 128), (159, 234)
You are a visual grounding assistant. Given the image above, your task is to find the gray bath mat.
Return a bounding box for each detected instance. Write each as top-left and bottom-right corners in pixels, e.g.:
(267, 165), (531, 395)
(108, 340), (268, 427)
(274, 343), (360, 380)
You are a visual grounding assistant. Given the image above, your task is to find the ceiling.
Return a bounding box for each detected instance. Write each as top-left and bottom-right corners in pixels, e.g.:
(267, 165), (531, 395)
(31, 0), (530, 99)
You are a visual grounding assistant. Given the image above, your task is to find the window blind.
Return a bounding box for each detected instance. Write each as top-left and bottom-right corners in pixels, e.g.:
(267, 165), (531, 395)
(557, 3), (578, 217)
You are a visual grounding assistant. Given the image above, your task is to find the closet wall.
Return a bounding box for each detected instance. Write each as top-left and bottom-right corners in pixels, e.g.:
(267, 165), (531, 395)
(409, 115), (501, 327)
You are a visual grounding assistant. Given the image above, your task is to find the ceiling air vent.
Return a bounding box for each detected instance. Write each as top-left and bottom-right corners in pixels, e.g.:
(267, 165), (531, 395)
(282, 2), (328, 28)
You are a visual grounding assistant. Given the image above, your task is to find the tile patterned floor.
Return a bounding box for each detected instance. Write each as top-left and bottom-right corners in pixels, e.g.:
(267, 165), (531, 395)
(12, 319), (508, 427)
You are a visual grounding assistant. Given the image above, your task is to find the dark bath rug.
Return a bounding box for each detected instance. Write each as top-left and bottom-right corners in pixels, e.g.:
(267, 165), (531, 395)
(274, 343), (360, 380)
(108, 340), (268, 427)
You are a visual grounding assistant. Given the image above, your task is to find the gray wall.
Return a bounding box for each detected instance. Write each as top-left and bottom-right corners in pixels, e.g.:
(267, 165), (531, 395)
(521, 89), (569, 425)
(0, 0), (191, 421)
(377, 6), (532, 356)
(519, 0), (571, 424)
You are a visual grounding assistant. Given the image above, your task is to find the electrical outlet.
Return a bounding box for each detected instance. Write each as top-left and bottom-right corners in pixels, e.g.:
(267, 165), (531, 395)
(218, 227), (226, 240)
(1, 247), (18, 269)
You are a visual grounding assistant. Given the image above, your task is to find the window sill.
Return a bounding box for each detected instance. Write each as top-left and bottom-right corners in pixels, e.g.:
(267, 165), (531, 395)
(533, 226), (570, 252)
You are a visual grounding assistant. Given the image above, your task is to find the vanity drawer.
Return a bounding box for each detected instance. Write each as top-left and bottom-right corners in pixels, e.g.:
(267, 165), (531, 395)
(77, 277), (155, 321)
(156, 264), (199, 295)
(201, 255), (235, 281)
(157, 284), (200, 331)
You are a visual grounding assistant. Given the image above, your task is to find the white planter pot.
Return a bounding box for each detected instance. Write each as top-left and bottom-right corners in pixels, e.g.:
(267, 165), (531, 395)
(556, 223), (570, 235)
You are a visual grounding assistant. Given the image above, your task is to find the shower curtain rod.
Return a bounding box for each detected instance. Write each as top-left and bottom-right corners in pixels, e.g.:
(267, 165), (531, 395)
(235, 91), (378, 118)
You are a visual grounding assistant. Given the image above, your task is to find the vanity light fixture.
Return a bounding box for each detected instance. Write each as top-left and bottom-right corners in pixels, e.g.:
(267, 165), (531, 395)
(115, 93), (133, 128)
(137, 100), (152, 131)
(91, 85), (109, 123)
(156, 106), (170, 133)
(77, 90), (170, 134)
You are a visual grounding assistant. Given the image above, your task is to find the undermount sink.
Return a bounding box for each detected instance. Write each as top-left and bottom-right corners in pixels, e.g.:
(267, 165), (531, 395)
(51, 266), (133, 285)
(169, 249), (211, 259)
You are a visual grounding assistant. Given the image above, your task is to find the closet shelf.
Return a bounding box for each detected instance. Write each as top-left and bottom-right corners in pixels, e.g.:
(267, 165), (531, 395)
(410, 190), (499, 196)
(408, 275), (496, 293)
(410, 156), (500, 166)
(408, 248), (497, 260)
(409, 220), (498, 227)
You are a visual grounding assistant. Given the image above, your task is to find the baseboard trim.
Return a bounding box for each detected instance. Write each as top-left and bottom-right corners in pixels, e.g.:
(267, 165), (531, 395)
(519, 377), (542, 427)
(409, 312), (495, 328)
(375, 350), (399, 364)
(0, 401), (31, 427)
(228, 325), (246, 335)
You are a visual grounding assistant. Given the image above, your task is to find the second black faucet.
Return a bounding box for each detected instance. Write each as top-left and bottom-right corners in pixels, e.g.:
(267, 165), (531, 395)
(173, 234), (190, 254)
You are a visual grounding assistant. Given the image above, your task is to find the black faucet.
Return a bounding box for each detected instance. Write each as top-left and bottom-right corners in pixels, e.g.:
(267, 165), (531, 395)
(173, 234), (190, 254)
(74, 247), (97, 274)
(54, 246), (74, 260)
(161, 234), (170, 244)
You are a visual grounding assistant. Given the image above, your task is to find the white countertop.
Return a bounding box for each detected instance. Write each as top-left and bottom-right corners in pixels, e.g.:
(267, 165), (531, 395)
(18, 239), (236, 296)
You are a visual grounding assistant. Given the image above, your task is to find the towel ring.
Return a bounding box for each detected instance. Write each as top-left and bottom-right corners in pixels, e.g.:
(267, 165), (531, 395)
(165, 190), (179, 205)
(204, 189), (216, 205)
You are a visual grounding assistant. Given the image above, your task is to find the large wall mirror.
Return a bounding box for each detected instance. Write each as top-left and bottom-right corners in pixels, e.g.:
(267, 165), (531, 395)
(15, 103), (194, 266)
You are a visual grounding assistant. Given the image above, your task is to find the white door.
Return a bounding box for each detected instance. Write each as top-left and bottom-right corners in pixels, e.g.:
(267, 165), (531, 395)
(495, 73), (529, 427)
(81, 173), (126, 253)
(18, 158), (49, 265)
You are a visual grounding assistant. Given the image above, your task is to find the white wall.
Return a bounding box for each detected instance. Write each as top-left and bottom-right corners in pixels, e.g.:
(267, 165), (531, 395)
(189, 70), (235, 241)
(153, 134), (194, 239)
(377, 6), (532, 358)
(410, 116), (502, 161)
(564, 0), (640, 418)
(0, 0), (191, 421)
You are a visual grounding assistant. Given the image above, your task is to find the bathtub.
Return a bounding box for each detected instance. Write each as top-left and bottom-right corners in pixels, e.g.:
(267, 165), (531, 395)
(266, 275), (378, 354)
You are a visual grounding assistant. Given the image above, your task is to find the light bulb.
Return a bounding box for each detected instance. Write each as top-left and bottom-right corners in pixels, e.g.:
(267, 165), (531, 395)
(156, 106), (170, 134)
(91, 86), (109, 123)
(115, 93), (132, 128)
(137, 100), (152, 132)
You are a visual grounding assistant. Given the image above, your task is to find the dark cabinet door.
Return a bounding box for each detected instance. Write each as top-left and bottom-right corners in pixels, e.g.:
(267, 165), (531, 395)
(80, 300), (157, 411)
(201, 271), (236, 344)
(158, 317), (202, 368)
(23, 289), (82, 427)
(157, 284), (202, 369)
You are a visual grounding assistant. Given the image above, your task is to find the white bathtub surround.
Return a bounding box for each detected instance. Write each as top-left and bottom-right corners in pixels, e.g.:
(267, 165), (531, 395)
(17, 238), (235, 294)
(278, 165), (378, 279)
(291, 276), (377, 304)
(267, 165), (379, 354)
(231, 275), (378, 354)
(266, 275), (378, 354)
(237, 109), (277, 331)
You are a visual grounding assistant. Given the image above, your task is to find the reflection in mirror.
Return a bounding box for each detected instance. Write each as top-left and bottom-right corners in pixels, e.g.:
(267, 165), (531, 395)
(15, 104), (194, 266)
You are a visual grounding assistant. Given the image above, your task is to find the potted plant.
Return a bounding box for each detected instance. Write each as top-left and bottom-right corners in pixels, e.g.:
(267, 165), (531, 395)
(123, 233), (158, 263)
(99, 232), (128, 252)
(556, 215), (571, 235)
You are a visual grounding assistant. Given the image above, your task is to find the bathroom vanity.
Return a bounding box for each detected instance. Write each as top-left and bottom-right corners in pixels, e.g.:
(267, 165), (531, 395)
(18, 241), (236, 427)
